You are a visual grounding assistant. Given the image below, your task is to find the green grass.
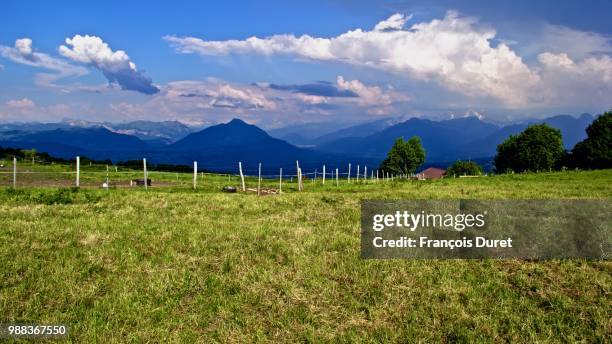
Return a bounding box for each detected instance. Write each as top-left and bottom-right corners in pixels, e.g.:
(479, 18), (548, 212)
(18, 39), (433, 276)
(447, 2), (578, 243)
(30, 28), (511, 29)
(0, 169), (611, 342)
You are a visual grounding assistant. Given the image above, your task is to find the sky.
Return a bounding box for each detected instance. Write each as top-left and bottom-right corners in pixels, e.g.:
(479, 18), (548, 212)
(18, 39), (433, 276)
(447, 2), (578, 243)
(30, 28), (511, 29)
(0, 0), (611, 128)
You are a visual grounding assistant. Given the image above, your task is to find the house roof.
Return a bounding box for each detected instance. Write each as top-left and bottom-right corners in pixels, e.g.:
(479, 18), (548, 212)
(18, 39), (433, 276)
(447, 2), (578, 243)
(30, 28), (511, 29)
(419, 167), (446, 179)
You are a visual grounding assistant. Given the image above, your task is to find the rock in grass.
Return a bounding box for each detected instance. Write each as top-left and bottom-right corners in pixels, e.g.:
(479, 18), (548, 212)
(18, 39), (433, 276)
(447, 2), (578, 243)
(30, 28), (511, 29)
(222, 186), (237, 193)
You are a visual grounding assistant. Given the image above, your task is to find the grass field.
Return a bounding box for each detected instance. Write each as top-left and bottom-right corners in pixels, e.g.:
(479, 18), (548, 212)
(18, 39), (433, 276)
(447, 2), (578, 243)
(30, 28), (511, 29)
(0, 169), (611, 342)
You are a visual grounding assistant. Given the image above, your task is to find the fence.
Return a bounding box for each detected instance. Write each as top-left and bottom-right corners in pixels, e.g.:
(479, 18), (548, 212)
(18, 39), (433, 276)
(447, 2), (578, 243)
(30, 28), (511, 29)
(0, 156), (410, 193)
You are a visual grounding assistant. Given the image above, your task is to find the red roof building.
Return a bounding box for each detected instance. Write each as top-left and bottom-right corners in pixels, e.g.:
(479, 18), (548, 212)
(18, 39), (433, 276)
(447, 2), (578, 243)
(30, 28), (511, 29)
(417, 167), (446, 180)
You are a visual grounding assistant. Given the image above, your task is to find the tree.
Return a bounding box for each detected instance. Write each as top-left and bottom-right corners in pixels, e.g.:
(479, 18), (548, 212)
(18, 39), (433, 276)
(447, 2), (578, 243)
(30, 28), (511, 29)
(446, 160), (483, 177)
(380, 137), (425, 175)
(571, 110), (611, 169)
(22, 148), (37, 164)
(494, 124), (564, 173)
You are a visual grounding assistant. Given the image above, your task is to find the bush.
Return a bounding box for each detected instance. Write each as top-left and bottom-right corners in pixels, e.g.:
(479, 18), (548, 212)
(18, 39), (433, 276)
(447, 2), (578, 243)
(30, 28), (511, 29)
(446, 161), (483, 177)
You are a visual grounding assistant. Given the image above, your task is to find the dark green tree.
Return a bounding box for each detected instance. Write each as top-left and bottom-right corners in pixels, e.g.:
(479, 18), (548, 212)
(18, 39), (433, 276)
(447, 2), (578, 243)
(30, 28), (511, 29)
(22, 148), (37, 163)
(571, 110), (611, 169)
(446, 160), (483, 177)
(380, 137), (425, 175)
(494, 124), (564, 173)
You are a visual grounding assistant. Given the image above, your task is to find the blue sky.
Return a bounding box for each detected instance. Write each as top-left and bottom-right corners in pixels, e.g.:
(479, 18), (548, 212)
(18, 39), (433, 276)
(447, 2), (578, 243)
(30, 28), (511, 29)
(1, 0), (611, 127)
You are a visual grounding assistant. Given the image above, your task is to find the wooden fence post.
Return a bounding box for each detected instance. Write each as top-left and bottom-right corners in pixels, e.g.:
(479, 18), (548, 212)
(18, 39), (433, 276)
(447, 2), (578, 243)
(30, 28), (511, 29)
(336, 168), (339, 187)
(298, 168), (303, 191)
(348, 163), (351, 183)
(76, 156), (80, 188)
(279, 168), (282, 193)
(239, 162), (245, 192)
(296, 160), (302, 192)
(301, 168), (304, 191)
(322, 165), (326, 185)
(12, 156), (16, 188)
(143, 158), (148, 190)
(193, 161), (198, 189)
(258, 163), (261, 196)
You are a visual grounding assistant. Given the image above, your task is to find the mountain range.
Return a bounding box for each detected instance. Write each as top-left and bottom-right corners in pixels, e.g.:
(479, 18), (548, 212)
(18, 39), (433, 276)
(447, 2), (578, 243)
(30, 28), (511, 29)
(0, 119), (376, 174)
(317, 113), (594, 162)
(0, 119), (195, 144)
(0, 113), (595, 173)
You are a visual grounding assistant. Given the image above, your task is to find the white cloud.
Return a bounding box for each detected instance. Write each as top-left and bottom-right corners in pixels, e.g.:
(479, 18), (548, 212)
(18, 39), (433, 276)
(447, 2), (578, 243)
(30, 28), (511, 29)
(0, 38), (87, 87)
(5, 98), (36, 108)
(165, 11), (612, 109)
(103, 75), (410, 125)
(536, 52), (612, 107)
(59, 35), (159, 94)
(374, 13), (412, 31)
(15, 38), (33, 55)
(0, 98), (77, 122)
(336, 76), (408, 107)
(165, 79), (276, 110)
(530, 24), (612, 60)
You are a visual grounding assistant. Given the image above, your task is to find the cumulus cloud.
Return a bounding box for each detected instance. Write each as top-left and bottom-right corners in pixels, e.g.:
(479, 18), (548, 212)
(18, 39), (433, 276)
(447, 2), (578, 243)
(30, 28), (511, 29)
(5, 98), (36, 108)
(536, 52), (612, 107)
(166, 79), (276, 110)
(263, 76), (408, 114)
(336, 76), (408, 107)
(373, 13), (412, 31)
(0, 38), (87, 87)
(59, 35), (159, 95)
(164, 11), (612, 109)
(0, 98), (77, 122)
(103, 75), (410, 126)
(530, 24), (612, 60)
(105, 79), (278, 125)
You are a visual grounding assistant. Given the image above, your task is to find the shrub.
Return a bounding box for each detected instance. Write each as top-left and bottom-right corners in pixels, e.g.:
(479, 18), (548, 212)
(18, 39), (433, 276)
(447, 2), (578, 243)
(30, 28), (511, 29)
(446, 161), (483, 177)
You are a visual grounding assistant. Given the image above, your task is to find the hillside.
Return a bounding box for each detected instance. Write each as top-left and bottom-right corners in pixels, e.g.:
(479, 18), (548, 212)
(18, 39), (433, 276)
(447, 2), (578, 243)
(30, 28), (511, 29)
(318, 114), (593, 161)
(319, 117), (499, 161)
(167, 119), (376, 173)
(0, 170), (610, 342)
(0, 127), (150, 160)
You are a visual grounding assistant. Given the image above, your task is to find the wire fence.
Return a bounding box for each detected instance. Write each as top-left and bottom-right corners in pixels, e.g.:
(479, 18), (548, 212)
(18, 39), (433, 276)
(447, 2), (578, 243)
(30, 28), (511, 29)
(0, 157), (407, 193)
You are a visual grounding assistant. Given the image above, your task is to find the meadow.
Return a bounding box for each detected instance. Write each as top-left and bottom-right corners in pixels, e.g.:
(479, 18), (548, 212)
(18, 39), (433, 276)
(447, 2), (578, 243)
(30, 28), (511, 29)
(0, 168), (611, 342)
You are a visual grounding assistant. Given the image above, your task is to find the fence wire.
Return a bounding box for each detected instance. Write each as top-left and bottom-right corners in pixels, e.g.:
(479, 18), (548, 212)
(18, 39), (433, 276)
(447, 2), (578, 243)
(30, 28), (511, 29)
(0, 159), (404, 190)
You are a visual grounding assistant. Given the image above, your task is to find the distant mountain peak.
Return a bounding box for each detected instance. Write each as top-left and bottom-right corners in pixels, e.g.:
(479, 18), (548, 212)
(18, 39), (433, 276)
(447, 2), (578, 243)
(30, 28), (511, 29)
(171, 118), (272, 150)
(225, 118), (252, 127)
(228, 118), (246, 124)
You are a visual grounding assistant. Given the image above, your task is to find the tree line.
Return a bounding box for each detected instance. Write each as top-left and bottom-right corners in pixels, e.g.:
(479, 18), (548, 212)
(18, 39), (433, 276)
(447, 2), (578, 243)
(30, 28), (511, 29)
(379, 110), (611, 176)
(0, 148), (198, 173)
